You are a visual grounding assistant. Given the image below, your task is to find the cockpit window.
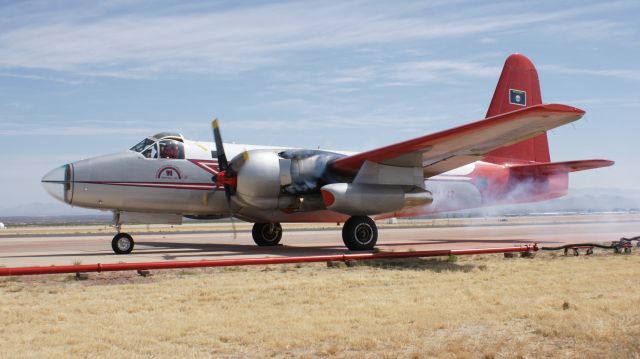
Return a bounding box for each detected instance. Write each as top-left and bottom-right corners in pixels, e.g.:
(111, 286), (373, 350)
(130, 138), (155, 153)
(159, 139), (185, 159)
(141, 143), (158, 158)
(131, 137), (184, 159)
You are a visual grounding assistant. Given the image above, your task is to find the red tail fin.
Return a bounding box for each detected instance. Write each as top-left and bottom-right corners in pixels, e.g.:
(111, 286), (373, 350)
(484, 54), (550, 164)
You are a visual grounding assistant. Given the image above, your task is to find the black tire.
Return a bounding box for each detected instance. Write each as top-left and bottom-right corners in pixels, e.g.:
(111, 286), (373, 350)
(252, 223), (283, 246)
(112, 233), (134, 254)
(342, 216), (378, 251)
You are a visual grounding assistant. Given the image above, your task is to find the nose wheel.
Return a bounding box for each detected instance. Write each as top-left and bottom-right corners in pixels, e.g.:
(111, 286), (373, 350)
(342, 216), (378, 251)
(112, 233), (135, 254)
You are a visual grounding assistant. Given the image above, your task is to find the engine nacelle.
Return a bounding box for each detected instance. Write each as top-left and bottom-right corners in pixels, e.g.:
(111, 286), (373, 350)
(320, 183), (433, 216)
(233, 149), (346, 210)
(235, 150), (283, 209)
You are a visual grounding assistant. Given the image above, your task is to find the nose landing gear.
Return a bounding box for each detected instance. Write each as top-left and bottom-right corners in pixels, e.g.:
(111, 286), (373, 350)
(112, 232), (135, 255)
(111, 219), (134, 254)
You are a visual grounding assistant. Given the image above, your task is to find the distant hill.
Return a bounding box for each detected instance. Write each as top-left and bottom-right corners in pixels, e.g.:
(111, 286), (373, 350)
(0, 202), (98, 217)
(0, 202), (111, 225)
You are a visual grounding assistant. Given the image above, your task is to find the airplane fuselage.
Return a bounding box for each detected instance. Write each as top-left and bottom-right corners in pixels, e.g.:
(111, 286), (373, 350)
(43, 135), (568, 224)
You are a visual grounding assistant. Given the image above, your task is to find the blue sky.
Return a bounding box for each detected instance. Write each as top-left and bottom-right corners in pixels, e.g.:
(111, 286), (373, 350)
(1, 0), (639, 213)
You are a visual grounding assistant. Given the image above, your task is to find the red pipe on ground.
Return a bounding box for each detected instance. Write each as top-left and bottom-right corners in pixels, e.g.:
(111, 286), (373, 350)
(0, 245), (537, 276)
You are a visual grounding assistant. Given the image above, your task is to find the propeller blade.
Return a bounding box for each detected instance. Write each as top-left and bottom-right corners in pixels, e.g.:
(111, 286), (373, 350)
(226, 149), (249, 178)
(230, 216), (237, 239)
(210, 118), (237, 239)
(211, 119), (228, 171)
(205, 119), (226, 207)
(223, 186), (237, 239)
(202, 184), (222, 205)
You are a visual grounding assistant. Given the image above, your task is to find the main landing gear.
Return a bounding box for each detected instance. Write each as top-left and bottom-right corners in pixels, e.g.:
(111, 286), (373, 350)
(252, 222), (283, 246)
(342, 216), (378, 251)
(250, 217), (378, 251)
(111, 222), (134, 255)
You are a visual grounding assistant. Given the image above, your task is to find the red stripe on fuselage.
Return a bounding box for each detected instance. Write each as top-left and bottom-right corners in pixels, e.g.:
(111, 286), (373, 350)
(75, 181), (222, 191)
(188, 159), (220, 175)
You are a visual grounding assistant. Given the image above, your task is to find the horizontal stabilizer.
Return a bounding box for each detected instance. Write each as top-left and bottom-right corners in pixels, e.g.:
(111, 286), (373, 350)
(509, 159), (614, 176)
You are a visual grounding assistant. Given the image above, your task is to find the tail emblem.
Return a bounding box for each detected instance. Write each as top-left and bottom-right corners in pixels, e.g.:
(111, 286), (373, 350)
(509, 89), (526, 106)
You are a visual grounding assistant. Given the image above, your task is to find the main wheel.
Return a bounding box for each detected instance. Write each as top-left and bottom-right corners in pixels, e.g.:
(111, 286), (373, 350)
(252, 223), (283, 246)
(342, 216), (378, 251)
(112, 233), (134, 254)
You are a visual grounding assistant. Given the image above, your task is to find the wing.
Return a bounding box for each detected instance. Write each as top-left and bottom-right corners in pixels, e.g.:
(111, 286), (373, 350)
(328, 104), (585, 178)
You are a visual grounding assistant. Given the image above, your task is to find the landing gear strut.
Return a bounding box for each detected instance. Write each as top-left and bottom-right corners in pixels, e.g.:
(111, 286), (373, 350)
(112, 232), (134, 254)
(342, 216), (378, 251)
(252, 222), (283, 246)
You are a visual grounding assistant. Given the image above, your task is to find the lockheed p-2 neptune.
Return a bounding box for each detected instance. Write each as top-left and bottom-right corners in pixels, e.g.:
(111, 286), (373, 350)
(42, 54), (613, 254)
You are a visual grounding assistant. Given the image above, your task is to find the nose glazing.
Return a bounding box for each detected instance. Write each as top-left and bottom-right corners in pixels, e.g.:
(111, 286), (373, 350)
(41, 164), (73, 203)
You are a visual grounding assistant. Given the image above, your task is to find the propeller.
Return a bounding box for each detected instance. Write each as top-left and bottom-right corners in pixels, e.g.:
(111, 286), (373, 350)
(210, 119), (248, 238)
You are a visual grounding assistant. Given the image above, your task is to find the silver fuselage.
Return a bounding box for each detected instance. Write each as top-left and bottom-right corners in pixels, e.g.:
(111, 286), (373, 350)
(42, 135), (563, 224)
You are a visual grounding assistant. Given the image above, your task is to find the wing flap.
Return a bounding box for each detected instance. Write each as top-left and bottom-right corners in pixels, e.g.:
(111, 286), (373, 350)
(329, 104), (585, 177)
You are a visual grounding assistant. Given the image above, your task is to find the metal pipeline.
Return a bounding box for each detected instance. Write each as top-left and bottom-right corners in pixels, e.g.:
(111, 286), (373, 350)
(0, 245), (537, 277)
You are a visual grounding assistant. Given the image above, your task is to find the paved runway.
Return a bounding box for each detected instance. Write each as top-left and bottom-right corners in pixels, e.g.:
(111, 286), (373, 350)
(1, 217), (638, 267)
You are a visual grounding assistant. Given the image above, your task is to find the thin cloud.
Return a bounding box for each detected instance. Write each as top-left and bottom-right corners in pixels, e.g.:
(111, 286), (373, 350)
(0, 72), (85, 85)
(0, 1), (633, 78)
(390, 61), (500, 83)
(541, 64), (640, 81)
(539, 19), (636, 41)
(554, 97), (640, 108)
(0, 125), (152, 137)
(269, 59), (501, 94)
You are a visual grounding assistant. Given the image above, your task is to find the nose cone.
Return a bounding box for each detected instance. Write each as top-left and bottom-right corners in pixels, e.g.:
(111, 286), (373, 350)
(42, 164), (73, 203)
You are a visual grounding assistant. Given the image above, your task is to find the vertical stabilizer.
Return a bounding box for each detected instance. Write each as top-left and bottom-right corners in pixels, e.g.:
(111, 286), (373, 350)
(484, 54), (550, 163)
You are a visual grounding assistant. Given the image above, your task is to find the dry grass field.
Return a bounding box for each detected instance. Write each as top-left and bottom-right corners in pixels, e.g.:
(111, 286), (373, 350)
(1, 251), (639, 358)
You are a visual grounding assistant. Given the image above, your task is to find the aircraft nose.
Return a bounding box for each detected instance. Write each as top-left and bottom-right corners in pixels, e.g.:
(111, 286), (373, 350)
(41, 164), (73, 203)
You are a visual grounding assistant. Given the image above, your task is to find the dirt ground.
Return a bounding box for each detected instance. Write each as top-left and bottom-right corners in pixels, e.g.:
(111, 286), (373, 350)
(1, 250), (639, 358)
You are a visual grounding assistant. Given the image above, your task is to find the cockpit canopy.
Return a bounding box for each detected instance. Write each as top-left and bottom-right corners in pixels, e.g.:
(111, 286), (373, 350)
(130, 133), (185, 159)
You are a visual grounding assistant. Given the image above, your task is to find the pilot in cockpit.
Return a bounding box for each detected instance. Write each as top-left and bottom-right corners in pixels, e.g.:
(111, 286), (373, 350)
(159, 141), (179, 159)
(131, 135), (184, 159)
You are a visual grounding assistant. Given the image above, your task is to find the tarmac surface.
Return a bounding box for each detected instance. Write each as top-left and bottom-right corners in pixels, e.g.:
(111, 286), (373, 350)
(1, 214), (638, 267)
